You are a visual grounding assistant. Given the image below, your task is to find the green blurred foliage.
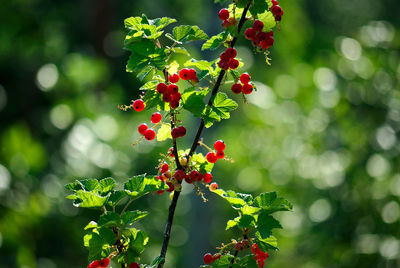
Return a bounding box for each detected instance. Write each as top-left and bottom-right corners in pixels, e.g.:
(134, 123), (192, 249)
(1, 0), (400, 267)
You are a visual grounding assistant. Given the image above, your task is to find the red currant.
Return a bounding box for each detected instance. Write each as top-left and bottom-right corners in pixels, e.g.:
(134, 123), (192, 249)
(203, 172), (212, 183)
(170, 99), (180, 109)
(151, 112), (162, 124)
(179, 68), (190, 80)
(271, 5), (283, 17)
(89, 260), (101, 268)
(166, 182), (174, 192)
(203, 253), (214, 264)
(256, 31), (268, 41)
(210, 182), (218, 191)
(240, 73), (251, 84)
(214, 140), (226, 151)
(160, 163), (169, 173)
(99, 258), (110, 267)
(206, 152), (218, 163)
(216, 151), (224, 159)
(231, 83), (242, 94)
(219, 52), (230, 62)
(228, 58), (239, 69)
(242, 83), (253, 94)
(227, 17), (237, 26)
(174, 169), (185, 181)
(184, 175), (193, 184)
(171, 92), (181, 101)
(168, 73), (180, 83)
(144, 129), (156, 140)
(260, 37), (274, 50)
(225, 47), (237, 58)
(187, 69), (197, 80)
(244, 28), (256, 40)
(189, 170), (202, 181)
(156, 83), (167, 94)
(177, 126), (186, 137)
(133, 99), (145, 112)
(138, 123), (148, 135)
(167, 84), (179, 95)
(213, 253), (221, 260)
(171, 128), (180, 138)
(218, 9), (230, 21)
(129, 263), (140, 268)
(162, 94), (172, 103)
(272, 0), (279, 5)
(252, 20), (264, 31)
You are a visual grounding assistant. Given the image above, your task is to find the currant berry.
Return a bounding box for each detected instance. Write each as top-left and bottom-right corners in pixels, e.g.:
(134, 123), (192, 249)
(213, 253), (222, 260)
(256, 31), (268, 41)
(216, 151), (224, 159)
(144, 129), (156, 140)
(228, 58), (239, 69)
(88, 260), (101, 268)
(162, 93), (172, 103)
(187, 69), (197, 80)
(184, 175), (193, 184)
(99, 258), (110, 267)
(252, 20), (264, 31)
(168, 73), (180, 83)
(219, 52), (230, 62)
(167, 84), (179, 95)
(177, 126), (186, 137)
(206, 152), (218, 163)
(225, 47), (237, 58)
(179, 68), (190, 80)
(227, 17), (237, 26)
(222, 19), (230, 28)
(231, 83), (242, 94)
(203, 172), (212, 183)
(203, 253), (214, 264)
(242, 83), (253, 94)
(240, 73), (251, 84)
(156, 82), (167, 94)
(244, 28), (256, 40)
(133, 99), (145, 112)
(171, 92), (181, 101)
(218, 8), (230, 21)
(160, 163), (169, 173)
(214, 140), (226, 151)
(151, 112), (162, 123)
(260, 37), (274, 50)
(209, 182), (218, 191)
(129, 263), (140, 268)
(166, 182), (174, 192)
(138, 123), (148, 135)
(164, 170), (172, 178)
(170, 99), (180, 109)
(174, 169), (185, 181)
(171, 128), (180, 138)
(272, 0), (279, 5)
(271, 5), (283, 17)
(168, 147), (174, 157)
(189, 170), (201, 181)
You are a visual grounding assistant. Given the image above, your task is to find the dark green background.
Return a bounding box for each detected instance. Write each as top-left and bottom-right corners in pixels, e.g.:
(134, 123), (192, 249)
(1, 0), (400, 267)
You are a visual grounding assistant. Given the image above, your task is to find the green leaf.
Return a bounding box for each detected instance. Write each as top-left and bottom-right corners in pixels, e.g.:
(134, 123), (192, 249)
(236, 255), (259, 268)
(212, 92), (239, 119)
(191, 152), (214, 173)
(108, 190), (127, 207)
(257, 212), (282, 238)
(202, 31), (229, 51)
(84, 221), (98, 230)
(98, 212), (120, 227)
(148, 17), (177, 30)
(226, 219), (238, 230)
(125, 228), (149, 259)
(238, 214), (256, 228)
(202, 106), (221, 128)
(140, 80), (162, 91)
(171, 47), (190, 56)
(172, 25), (208, 43)
(184, 59), (214, 72)
(240, 205), (261, 215)
(124, 174), (169, 200)
(122, 210), (149, 225)
(73, 190), (108, 208)
(212, 189), (252, 209)
(181, 90), (208, 117)
(257, 9), (276, 31)
(136, 66), (154, 81)
(249, 0), (270, 16)
(254, 192), (293, 214)
(255, 234), (279, 251)
(84, 227), (115, 261)
(143, 89), (168, 111)
(254, 192), (277, 208)
(157, 123), (172, 141)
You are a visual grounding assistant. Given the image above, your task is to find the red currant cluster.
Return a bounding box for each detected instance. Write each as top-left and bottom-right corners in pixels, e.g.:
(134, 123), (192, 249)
(171, 125), (186, 139)
(206, 140), (226, 164)
(88, 258), (109, 268)
(203, 252), (222, 265)
(251, 244), (269, 268)
(218, 8), (237, 28)
(231, 73), (253, 95)
(235, 239), (250, 251)
(218, 47), (239, 70)
(270, 0), (284, 22)
(137, 112), (162, 141)
(244, 20), (274, 50)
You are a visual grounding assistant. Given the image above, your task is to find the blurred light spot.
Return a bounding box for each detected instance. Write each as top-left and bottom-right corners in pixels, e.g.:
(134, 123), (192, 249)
(340, 37), (362, 61)
(379, 237), (400, 259)
(237, 167), (262, 192)
(353, 56), (374, 79)
(298, 155), (319, 179)
(373, 70), (393, 94)
(274, 74), (298, 99)
(307, 109), (329, 133)
(319, 90), (340, 108)
(366, 154), (391, 179)
(94, 115), (118, 141)
(236, 46), (254, 69)
(0, 85), (7, 112)
(103, 31), (125, 57)
(170, 225), (188, 247)
(376, 125), (396, 150)
(247, 82), (276, 109)
(313, 67), (337, 91)
(36, 63), (58, 91)
(337, 59), (356, 80)
(309, 199), (331, 222)
(269, 161), (292, 185)
(280, 209), (303, 234)
(0, 165), (11, 192)
(37, 258), (56, 268)
(50, 104), (73, 129)
(89, 142), (115, 168)
(381, 201), (400, 224)
(390, 174), (400, 197)
(41, 174), (61, 199)
(360, 21), (395, 47)
(355, 234), (379, 254)
(282, 135), (304, 159)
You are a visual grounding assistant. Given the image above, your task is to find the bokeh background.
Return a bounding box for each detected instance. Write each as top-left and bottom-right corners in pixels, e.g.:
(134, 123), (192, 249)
(1, 0), (400, 267)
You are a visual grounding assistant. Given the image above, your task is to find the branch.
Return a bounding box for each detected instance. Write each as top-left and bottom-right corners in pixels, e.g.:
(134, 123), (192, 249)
(188, 2), (251, 157)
